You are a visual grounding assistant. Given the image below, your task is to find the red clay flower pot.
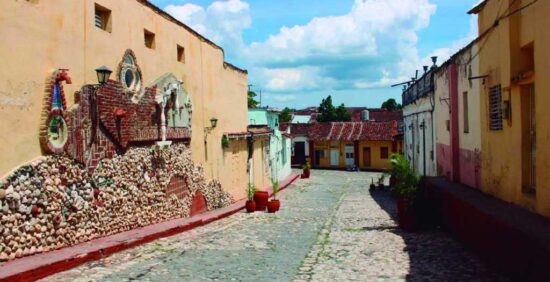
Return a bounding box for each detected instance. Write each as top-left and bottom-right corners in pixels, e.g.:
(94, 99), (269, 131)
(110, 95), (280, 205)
(301, 170), (310, 179)
(267, 199), (280, 213)
(253, 191), (269, 211)
(245, 200), (256, 213)
(397, 197), (417, 231)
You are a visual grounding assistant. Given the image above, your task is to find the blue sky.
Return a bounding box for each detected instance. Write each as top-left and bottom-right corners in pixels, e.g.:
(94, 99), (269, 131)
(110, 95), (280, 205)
(152, 0), (479, 109)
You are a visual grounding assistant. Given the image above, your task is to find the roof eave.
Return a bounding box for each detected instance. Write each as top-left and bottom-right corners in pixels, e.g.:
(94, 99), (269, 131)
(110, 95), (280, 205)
(468, 0), (488, 14)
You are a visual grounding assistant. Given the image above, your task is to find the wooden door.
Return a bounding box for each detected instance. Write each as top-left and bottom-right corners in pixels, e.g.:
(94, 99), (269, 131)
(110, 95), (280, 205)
(363, 147), (371, 168)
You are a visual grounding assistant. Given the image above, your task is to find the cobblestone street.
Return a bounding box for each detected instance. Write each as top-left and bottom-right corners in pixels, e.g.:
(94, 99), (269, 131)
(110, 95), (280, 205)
(43, 170), (503, 281)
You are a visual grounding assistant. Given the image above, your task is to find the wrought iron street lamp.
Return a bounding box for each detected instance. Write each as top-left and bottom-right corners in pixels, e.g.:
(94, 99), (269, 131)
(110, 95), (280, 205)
(95, 66), (112, 85)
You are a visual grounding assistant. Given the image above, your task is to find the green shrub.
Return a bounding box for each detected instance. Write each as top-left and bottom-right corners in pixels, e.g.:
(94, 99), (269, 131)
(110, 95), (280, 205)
(388, 154), (420, 199)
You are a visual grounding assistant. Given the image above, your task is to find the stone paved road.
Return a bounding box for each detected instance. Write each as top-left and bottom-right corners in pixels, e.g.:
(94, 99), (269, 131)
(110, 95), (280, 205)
(43, 170), (505, 282)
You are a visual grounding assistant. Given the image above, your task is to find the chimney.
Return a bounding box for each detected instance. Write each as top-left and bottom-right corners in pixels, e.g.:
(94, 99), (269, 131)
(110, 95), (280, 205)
(431, 56), (438, 69)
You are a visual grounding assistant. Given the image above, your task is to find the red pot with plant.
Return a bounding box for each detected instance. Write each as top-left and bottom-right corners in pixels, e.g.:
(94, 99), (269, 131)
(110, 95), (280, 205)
(267, 179), (281, 213)
(397, 197), (417, 231)
(254, 191), (269, 211)
(246, 183), (257, 213)
(302, 162), (311, 179)
(389, 154), (420, 231)
(267, 199), (280, 213)
(389, 175), (398, 187)
(245, 200), (256, 213)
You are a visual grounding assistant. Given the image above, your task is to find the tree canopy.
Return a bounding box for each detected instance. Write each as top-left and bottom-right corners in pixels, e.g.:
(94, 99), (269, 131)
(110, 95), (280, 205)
(279, 107), (293, 123)
(381, 98), (402, 112)
(248, 91), (259, 108)
(317, 95), (351, 122)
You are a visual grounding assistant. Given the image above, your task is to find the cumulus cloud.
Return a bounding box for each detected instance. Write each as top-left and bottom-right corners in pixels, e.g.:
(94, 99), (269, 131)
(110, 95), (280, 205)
(164, 0), (441, 93)
(272, 95), (297, 102)
(165, 0), (251, 57)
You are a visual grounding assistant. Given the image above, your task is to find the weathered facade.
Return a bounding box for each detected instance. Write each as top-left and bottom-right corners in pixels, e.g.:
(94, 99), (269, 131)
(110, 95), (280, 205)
(0, 0), (250, 261)
(402, 67), (437, 176)
(0, 0), (249, 199)
(470, 0), (550, 217)
(434, 43), (482, 189)
(248, 108), (292, 184)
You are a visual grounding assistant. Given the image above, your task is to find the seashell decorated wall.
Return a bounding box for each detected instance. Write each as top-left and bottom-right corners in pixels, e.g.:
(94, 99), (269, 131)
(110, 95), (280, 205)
(0, 144), (233, 262)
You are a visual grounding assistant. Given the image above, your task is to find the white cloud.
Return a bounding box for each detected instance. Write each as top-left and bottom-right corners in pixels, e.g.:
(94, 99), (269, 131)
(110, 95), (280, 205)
(245, 0), (436, 92)
(165, 0), (251, 57)
(272, 95), (297, 102)
(163, 0), (479, 95)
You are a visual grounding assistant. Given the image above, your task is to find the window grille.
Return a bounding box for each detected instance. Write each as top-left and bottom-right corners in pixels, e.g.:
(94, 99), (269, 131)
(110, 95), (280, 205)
(489, 85), (503, 130)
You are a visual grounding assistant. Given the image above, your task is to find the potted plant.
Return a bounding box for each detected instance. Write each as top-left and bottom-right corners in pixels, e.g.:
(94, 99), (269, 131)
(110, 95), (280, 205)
(388, 154), (420, 231)
(253, 186), (269, 212)
(378, 175), (385, 189)
(246, 183), (256, 213)
(369, 178), (376, 191)
(301, 161), (311, 179)
(267, 178), (280, 213)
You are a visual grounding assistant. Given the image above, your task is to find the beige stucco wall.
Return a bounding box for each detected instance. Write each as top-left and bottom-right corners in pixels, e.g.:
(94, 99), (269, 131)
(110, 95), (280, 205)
(477, 0), (550, 217)
(0, 0), (249, 199)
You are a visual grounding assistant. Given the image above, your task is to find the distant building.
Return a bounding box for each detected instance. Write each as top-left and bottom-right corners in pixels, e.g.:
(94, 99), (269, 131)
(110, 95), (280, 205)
(308, 121), (402, 170)
(284, 107), (403, 169)
(248, 108), (292, 185)
(402, 64), (437, 176)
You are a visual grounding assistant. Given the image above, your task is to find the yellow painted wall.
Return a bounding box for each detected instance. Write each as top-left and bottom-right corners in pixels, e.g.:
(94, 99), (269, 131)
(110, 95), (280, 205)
(358, 141), (393, 170)
(0, 0), (249, 199)
(477, 0), (550, 217)
(311, 140), (394, 170)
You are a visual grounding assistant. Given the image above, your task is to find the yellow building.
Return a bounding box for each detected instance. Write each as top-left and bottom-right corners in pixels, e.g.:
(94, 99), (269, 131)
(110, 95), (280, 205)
(0, 0), (249, 199)
(470, 0), (550, 217)
(308, 121), (402, 170)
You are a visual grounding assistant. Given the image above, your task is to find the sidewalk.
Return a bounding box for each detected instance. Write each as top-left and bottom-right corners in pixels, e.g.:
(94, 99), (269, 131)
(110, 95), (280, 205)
(0, 174), (300, 282)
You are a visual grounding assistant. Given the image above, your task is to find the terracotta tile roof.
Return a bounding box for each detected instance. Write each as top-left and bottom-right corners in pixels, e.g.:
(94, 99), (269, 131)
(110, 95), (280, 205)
(289, 123), (313, 136)
(309, 121), (398, 141)
(279, 122), (290, 132)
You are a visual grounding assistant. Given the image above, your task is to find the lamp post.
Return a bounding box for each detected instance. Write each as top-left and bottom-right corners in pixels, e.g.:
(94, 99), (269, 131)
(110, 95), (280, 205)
(95, 66), (112, 85)
(204, 117), (218, 161)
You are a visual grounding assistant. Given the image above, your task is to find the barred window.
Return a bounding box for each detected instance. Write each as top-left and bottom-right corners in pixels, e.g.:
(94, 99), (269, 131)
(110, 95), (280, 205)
(489, 85), (503, 130)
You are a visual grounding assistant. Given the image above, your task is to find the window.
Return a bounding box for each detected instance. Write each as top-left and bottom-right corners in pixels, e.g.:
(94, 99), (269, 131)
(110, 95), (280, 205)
(463, 92), (469, 133)
(144, 29), (156, 49)
(380, 147), (389, 159)
(118, 51), (142, 93)
(95, 3), (112, 32)
(489, 85), (503, 130)
(177, 45), (185, 63)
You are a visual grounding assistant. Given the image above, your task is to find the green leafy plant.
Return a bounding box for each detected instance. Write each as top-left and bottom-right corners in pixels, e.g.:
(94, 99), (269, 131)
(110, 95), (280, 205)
(221, 134), (229, 148)
(302, 161), (311, 171)
(387, 154), (420, 199)
(271, 178), (279, 199)
(246, 183), (257, 200)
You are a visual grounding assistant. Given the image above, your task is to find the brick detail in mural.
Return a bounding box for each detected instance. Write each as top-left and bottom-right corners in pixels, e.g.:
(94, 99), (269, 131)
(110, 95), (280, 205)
(64, 80), (190, 173)
(166, 176), (190, 199)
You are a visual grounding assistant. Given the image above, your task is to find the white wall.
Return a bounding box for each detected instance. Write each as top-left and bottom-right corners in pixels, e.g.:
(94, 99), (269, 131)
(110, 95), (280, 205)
(403, 96), (437, 176)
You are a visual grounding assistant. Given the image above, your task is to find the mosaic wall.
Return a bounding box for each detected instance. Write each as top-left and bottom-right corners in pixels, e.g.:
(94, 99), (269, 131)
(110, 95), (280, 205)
(0, 50), (232, 262)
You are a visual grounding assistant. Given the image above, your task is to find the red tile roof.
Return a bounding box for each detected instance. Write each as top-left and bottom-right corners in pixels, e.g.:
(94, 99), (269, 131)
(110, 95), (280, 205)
(309, 121), (398, 141)
(289, 123), (313, 136)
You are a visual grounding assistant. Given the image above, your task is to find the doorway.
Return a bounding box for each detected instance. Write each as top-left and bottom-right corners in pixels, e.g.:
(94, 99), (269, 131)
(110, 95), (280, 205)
(330, 149), (339, 166)
(521, 84), (536, 194)
(345, 145), (355, 166)
(294, 141), (306, 165)
(362, 147), (371, 168)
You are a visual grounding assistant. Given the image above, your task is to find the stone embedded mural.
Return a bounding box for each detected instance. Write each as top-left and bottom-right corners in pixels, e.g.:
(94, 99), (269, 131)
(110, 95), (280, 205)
(0, 50), (232, 262)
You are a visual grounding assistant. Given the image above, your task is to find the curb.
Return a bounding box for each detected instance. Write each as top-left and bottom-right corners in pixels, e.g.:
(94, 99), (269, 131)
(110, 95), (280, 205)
(0, 174), (300, 282)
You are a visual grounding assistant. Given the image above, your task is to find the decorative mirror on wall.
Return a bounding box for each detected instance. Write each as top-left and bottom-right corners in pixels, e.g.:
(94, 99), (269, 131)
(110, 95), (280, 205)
(117, 50), (143, 94)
